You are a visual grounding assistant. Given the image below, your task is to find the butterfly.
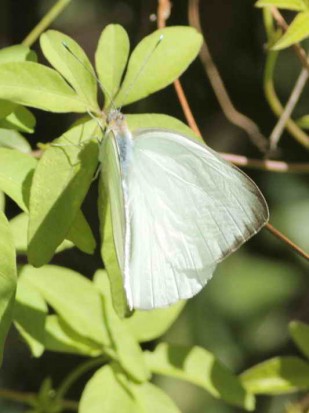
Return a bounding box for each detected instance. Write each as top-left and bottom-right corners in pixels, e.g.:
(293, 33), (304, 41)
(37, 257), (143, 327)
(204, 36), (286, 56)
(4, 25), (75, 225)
(101, 109), (269, 310)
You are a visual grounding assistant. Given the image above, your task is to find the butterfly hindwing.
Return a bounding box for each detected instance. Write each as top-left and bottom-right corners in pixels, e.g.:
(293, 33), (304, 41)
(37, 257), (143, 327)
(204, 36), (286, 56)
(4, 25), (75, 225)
(126, 129), (269, 309)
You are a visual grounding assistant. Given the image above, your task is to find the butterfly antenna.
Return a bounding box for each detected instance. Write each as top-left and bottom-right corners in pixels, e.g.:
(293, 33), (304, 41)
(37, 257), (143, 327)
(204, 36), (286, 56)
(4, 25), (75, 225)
(119, 34), (164, 110)
(62, 41), (116, 111)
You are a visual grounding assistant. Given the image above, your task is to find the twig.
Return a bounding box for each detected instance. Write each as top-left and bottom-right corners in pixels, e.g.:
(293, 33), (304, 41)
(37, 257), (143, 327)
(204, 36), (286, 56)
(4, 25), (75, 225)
(266, 223), (308, 261)
(0, 388), (78, 411)
(22, 0), (72, 47)
(173, 79), (202, 136)
(188, 0), (268, 153)
(269, 67), (309, 149)
(157, 1), (202, 136)
(264, 49), (309, 148)
(156, 0), (309, 261)
(221, 153), (309, 173)
(271, 6), (309, 74)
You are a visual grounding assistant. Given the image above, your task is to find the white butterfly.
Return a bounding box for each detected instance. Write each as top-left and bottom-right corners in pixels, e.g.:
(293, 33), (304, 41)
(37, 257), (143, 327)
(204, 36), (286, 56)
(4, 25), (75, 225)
(101, 109), (269, 310)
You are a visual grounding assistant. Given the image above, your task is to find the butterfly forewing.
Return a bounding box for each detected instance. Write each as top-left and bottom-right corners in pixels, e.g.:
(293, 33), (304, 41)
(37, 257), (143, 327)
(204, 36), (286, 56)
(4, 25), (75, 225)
(101, 133), (126, 274)
(126, 129), (269, 309)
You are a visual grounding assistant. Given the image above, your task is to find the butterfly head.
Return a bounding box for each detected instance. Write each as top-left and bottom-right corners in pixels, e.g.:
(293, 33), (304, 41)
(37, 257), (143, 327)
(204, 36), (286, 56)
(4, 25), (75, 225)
(106, 109), (129, 137)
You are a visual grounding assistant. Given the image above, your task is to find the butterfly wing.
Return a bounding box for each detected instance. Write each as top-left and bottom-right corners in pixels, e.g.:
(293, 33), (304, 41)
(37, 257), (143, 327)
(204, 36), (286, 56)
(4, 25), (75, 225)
(100, 133), (126, 274)
(127, 129), (269, 309)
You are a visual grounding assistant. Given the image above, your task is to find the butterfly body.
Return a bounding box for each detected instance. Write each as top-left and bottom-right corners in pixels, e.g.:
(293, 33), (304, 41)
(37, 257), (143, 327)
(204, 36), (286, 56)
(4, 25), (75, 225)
(102, 111), (269, 310)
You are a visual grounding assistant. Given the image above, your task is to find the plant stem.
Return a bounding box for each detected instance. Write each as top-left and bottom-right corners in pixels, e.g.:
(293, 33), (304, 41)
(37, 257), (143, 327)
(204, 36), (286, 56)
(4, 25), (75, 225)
(56, 356), (108, 401)
(220, 152), (309, 173)
(269, 67), (309, 149)
(22, 0), (72, 47)
(264, 51), (309, 148)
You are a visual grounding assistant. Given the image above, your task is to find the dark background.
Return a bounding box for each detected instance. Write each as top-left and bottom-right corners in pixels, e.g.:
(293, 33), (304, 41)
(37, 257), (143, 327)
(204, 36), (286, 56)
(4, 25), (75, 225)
(0, 1), (308, 412)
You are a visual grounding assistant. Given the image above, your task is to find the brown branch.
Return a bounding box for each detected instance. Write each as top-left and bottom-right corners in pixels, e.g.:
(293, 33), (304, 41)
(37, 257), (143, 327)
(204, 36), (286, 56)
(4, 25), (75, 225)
(220, 153), (309, 173)
(156, 0), (309, 261)
(271, 7), (309, 74)
(188, 0), (268, 153)
(266, 223), (309, 261)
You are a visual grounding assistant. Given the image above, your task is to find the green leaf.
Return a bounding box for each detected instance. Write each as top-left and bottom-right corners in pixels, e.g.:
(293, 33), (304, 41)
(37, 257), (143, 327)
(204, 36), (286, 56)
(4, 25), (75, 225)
(28, 120), (99, 266)
(0, 211), (17, 366)
(255, 0), (309, 11)
(0, 128), (32, 153)
(13, 276), (47, 357)
(124, 302), (185, 343)
(0, 44), (34, 64)
(95, 24), (130, 106)
(94, 270), (150, 382)
(0, 100), (17, 119)
(40, 30), (99, 112)
(80, 364), (180, 413)
(126, 113), (200, 141)
(0, 191), (5, 212)
(296, 114), (309, 129)
(240, 356), (309, 394)
(66, 210), (96, 255)
(21, 265), (110, 346)
(0, 62), (87, 113)
(79, 365), (137, 413)
(290, 321), (309, 360)
(145, 343), (255, 410)
(99, 182), (128, 318)
(0, 106), (36, 133)
(115, 26), (203, 106)
(9, 212), (74, 254)
(272, 11), (309, 50)
(131, 381), (181, 413)
(0, 148), (37, 210)
(45, 315), (102, 356)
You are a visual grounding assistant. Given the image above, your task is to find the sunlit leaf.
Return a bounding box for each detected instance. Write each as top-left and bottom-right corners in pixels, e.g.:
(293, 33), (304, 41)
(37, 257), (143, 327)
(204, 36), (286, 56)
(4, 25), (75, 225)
(240, 356), (309, 394)
(95, 24), (130, 106)
(40, 30), (99, 112)
(272, 11), (309, 50)
(0, 62), (87, 113)
(45, 315), (102, 356)
(66, 210), (96, 255)
(13, 276), (47, 357)
(126, 113), (199, 141)
(146, 343), (254, 410)
(0, 106), (36, 133)
(21, 265), (110, 346)
(0, 148), (36, 211)
(80, 364), (180, 413)
(9, 212), (74, 254)
(0, 129), (32, 153)
(79, 365), (136, 413)
(115, 26), (203, 106)
(0, 44), (35, 64)
(0, 211), (17, 366)
(124, 301), (185, 343)
(94, 270), (150, 382)
(0, 100), (17, 119)
(28, 120), (99, 266)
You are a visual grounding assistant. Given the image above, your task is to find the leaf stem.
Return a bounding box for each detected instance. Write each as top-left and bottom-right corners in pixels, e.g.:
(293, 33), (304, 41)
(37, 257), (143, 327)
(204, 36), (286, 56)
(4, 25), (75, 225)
(22, 0), (72, 47)
(56, 355), (108, 401)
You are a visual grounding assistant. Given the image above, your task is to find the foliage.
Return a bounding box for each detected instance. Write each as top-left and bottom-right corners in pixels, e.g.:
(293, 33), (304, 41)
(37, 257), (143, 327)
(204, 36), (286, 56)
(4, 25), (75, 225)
(0, 4), (308, 413)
